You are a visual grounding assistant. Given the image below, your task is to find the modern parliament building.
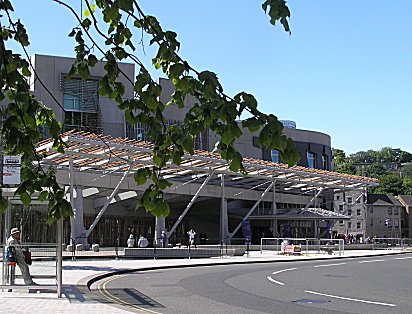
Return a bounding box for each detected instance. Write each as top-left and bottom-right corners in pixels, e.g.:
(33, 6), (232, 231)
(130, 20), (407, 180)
(0, 55), (377, 246)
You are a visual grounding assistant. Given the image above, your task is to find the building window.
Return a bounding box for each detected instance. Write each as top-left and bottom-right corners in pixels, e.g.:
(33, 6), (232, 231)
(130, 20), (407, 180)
(322, 154), (328, 170)
(388, 209), (392, 215)
(307, 152), (316, 169)
(339, 204), (344, 212)
(62, 77), (99, 112)
(347, 209), (352, 216)
(336, 195), (340, 200)
(126, 122), (150, 141)
(347, 197), (353, 204)
(357, 209), (361, 216)
(193, 129), (208, 151)
(61, 76), (102, 133)
(348, 222), (352, 229)
(126, 120), (208, 150)
(394, 208), (398, 215)
(271, 150), (280, 163)
(357, 222), (361, 229)
(339, 220), (344, 225)
(63, 93), (81, 111)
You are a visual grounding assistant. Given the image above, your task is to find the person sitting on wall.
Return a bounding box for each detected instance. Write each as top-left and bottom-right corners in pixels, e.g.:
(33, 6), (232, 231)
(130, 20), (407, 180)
(7, 228), (37, 285)
(127, 234), (135, 248)
(160, 230), (166, 248)
(138, 235), (149, 248)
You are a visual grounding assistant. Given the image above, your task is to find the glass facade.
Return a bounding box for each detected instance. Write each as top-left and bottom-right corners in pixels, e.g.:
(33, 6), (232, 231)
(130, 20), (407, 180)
(271, 150), (280, 163)
(307, 152), (316, 169)
(62, 76), (102, 133)
(125, 120), (208, 150)
(322, 154), (328, 170)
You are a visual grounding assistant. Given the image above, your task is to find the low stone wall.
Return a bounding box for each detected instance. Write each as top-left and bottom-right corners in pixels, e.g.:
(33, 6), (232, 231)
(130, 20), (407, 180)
(124, 247), (240, 258)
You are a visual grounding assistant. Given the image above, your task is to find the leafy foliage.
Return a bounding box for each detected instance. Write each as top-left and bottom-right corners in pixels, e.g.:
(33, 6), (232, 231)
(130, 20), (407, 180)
(372, 174), (405, 195)
(0, 0), (297, 222)
(334, 147), (412, 196)
(0, 0), (70, 223)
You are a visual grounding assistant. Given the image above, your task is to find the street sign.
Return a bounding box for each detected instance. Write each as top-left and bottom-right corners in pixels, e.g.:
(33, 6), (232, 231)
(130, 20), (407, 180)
(241, 220), (251, 245)
(3, 155), (21, 185)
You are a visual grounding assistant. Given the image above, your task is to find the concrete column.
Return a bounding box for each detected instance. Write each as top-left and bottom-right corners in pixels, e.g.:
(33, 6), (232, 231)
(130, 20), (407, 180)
(155, 216), (166, 247)
(70, 186), (86, 245)
(313, 220), (318, 238)
(220, 174), (229, 244)
(57, 218), (63, 298)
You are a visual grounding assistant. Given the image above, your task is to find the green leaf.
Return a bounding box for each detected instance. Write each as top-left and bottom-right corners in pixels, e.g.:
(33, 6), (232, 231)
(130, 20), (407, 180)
(157, 179), (172, 190)
(134, 168), (149, 185)
(88, 54), (98, 67)
(0, 196), (8, 213)
(118, 0), (133, 12)
(77, 62), (90, 80)
(242, 118), (261, 132)
(229, 151), (243, 172)
(38, 190), (48, 202)
(22, 66), (31, 77)
(168, 63), (185, 79)
(20, 192), (31, 206)
(84, 3), (96, 17)
(151, 198), (170, 217)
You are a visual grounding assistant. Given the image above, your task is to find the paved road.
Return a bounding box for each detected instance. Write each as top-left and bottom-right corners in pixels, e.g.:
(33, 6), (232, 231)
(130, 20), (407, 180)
(91, 253), (412, 314)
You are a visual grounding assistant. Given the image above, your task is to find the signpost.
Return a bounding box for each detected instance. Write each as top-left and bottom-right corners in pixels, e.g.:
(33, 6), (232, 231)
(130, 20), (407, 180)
(2, 156), (21, 185)
(242, 220), (251, 257)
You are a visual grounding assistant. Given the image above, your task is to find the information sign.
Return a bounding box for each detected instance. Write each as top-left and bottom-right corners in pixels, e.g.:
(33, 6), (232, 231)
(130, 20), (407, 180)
(3, 155), (21, 185)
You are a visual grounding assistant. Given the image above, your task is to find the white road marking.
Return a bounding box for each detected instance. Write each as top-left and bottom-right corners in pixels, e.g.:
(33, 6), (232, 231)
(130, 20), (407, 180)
(313, 263), (346, 268)
(272, 268), (298, 275)
(396, 256), (412, 260)
(359, 259), (384, 264)
(267, 276), (285, 286)
(267, 268), (298, 286)
(305, 290), (396, 307)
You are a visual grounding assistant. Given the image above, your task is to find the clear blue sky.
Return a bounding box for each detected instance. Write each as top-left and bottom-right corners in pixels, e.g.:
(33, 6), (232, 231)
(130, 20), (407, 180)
(7, 0), (412, 155)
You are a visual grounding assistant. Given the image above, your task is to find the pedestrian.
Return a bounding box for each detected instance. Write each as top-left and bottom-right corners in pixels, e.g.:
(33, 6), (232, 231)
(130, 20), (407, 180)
(187, 228), (196, 248)
(160, 230), (166, 248)
(138, 235), (149, 248)
(127, 234), (135, 248)
(7, 228), (36, 285)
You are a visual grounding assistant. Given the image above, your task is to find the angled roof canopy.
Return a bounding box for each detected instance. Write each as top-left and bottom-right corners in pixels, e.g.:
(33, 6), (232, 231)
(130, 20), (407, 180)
(36, 131), (378, 194)
(250, 207), (351, 221)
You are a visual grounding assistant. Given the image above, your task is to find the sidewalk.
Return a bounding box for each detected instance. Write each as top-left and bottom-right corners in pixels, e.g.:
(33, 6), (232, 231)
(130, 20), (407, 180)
(0, 249), (410, 314)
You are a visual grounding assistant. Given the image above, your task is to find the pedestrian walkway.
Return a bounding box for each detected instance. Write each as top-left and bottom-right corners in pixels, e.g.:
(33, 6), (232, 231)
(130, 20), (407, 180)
(0, 249), (410, 314)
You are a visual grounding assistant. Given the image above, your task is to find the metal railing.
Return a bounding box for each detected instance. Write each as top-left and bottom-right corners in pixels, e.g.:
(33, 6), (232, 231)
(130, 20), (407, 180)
(260, 237), (345, 256)
(1, 244), (58, 291)
(371, 238), (407, 250)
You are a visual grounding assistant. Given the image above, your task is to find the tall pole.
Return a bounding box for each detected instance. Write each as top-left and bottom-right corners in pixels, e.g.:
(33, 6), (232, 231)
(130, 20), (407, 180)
(220, 174), (228, 244)
(57, 218), (63, 297)
(272, 178), (278, 237)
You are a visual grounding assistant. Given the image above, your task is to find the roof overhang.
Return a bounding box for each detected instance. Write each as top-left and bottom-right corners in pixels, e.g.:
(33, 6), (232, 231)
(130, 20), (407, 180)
(35, 131), (378, 194)
(249, 207), (351, 221)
